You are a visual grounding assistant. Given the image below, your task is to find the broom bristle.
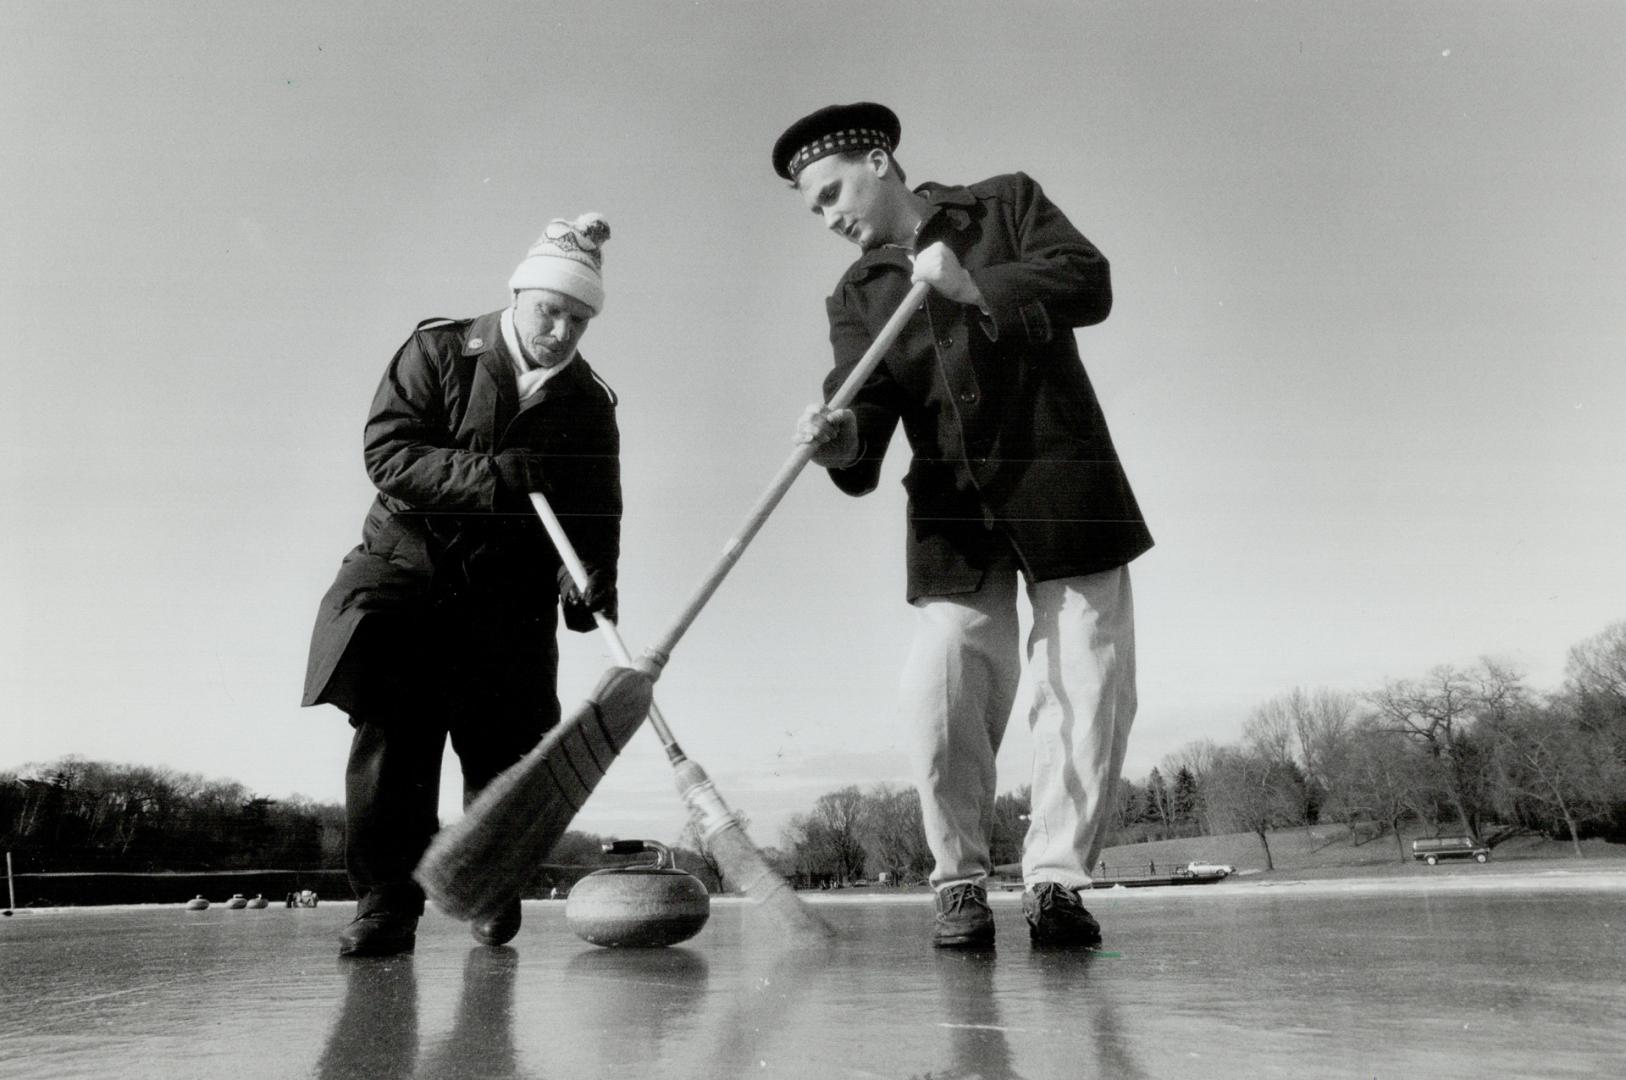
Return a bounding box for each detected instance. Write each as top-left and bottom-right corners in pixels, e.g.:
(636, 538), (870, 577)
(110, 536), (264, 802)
(672, 758), (834, 943)
(414, 667), (653, 920)
(707, 820), (835, 945)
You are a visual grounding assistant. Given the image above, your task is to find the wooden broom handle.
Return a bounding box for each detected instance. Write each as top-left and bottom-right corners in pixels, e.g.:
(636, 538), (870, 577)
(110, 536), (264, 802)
(644, 279), (930, 669)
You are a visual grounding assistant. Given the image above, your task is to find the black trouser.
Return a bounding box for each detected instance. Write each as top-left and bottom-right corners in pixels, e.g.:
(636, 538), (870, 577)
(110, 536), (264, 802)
(343, 606), (560, 917)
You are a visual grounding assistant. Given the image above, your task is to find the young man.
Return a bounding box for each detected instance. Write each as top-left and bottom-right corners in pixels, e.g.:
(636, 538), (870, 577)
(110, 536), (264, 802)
(303, 214), (624, 957)
(775, 103), (1153, 948)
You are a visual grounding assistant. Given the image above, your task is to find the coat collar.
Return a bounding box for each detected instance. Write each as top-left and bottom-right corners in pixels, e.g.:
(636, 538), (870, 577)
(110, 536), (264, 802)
(916, 181), (976, 209)
(914, 181), (977, 237)
(845, 180), (977, 278)
(464, 308), (593, 406)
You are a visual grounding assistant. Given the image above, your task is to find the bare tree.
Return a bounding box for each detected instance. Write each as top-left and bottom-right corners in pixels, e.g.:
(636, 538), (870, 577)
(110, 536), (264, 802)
(1200, 747), (1306, 870)
(1282, 688), (1360, 832)
(787, 785), (867, 884)
(1565, 620), (1626, 781)
(1290, 688), (1358, 787)
(1341, 721), (1434, 861)
(780, 813), (825, 883)
(1244, 700), (1296, 768)
(1481, 703), (1621, 855)
(1564, 620), (1626, 710)
(857, 784), (930, 884)
(1367, 663), (1513, 839)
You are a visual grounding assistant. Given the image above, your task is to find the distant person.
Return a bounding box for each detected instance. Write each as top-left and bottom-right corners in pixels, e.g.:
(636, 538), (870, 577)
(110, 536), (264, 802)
(303, 214), (625, 957)
(775, 104), (1152, 949)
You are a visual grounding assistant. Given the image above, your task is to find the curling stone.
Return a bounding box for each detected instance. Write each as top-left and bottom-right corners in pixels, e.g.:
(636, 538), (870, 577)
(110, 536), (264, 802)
(185, 895), (210, 911)
(566, 840), (709, 948)
(247, 894), (268, 909)
(226, 893), (248, 910)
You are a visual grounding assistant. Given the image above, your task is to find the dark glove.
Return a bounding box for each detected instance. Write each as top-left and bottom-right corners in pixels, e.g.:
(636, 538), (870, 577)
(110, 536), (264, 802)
(558, 569), (617, 633)
(493, 450), (548, 504)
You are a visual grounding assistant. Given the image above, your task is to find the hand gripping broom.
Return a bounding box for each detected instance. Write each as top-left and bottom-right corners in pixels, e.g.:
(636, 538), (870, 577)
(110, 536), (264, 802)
(414, 281), (931, 937)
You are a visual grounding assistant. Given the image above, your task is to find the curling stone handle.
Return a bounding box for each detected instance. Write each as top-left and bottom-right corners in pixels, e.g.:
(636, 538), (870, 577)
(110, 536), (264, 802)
(600, 839), (675, 870)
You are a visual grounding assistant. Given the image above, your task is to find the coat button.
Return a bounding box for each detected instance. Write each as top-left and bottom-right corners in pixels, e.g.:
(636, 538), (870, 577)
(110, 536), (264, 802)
(939, 337), (953, 348)
(959, 390), (977, 404)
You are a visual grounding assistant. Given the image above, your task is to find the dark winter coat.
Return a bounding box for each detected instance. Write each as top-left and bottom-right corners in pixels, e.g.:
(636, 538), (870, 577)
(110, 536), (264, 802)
(302, 310), (621, 719)
(822, 172), (1153, 601)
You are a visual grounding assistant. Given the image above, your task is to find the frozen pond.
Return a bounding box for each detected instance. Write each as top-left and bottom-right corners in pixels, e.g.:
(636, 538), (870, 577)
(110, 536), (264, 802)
(2, 874), (1623, 1079)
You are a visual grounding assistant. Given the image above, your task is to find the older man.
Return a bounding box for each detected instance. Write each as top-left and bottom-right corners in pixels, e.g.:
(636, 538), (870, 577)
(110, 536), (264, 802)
(304, 214), (623, 957)
(777, 104), (1153, 949)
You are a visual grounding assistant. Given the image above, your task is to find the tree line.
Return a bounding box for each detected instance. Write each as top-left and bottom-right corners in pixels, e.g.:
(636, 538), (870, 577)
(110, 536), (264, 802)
(0, 758), (724, 896)
(8, 620), (1622, 891)
(0, 758), (346, 874)
(773, 619), (1626, 881)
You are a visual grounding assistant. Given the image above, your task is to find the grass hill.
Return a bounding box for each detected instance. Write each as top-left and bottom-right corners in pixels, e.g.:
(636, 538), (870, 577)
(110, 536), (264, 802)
(1095, 824), (1626, 881)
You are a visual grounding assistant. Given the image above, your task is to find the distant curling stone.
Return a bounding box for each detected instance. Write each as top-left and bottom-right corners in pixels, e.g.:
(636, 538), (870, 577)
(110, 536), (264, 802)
(226, 894), (248, 910)
(247, 894), (268, 909)
(186, 895), (210, 911)
(566, 840), (710, 948)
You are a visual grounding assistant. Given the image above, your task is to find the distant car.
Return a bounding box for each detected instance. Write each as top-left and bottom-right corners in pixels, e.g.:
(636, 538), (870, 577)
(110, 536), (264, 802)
(1178, 862), (1235, 878)
(1411, 836), (1490, 865)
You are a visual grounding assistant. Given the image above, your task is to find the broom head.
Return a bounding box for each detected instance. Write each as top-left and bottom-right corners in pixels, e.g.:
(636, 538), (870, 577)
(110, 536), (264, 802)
(413, 665), (653, 922)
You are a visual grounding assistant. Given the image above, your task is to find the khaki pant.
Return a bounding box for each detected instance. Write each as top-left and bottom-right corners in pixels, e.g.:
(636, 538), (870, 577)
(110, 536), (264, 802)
(899, 563), (1136, 891)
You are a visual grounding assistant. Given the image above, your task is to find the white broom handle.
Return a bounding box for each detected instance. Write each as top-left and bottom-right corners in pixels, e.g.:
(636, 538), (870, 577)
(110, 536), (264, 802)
(529, 491), (682, 751)
(532, 491), (740, 838)
(644, 279), (930, 668)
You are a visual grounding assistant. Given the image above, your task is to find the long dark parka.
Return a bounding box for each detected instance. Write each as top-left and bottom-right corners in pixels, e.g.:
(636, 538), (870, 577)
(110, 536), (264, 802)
(303, 309), (621, 728)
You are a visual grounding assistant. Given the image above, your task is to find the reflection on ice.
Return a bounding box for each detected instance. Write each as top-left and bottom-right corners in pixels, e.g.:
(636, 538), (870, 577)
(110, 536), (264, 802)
(4, 877), (1625, 1079)
(316, 956), (419, 1080)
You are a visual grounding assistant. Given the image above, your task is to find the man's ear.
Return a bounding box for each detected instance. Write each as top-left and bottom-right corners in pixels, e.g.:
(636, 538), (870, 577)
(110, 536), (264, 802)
(868, 147), (892, 176)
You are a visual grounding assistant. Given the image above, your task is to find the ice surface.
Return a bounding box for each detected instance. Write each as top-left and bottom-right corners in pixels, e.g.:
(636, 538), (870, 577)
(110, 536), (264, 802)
(2, 874), (1624, 1079)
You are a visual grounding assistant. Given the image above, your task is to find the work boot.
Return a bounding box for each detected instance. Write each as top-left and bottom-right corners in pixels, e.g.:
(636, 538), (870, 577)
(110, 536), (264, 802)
(338, 912), (418, 957)
(1022, 882), (1102, 947)
(932, 881), (995, 949)
(471, 898), (522, 947)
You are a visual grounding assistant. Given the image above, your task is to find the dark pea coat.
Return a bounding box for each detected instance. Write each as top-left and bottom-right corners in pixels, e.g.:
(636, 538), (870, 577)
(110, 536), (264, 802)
(822, 172), (1153, 602)
(302, 310), (621, 721)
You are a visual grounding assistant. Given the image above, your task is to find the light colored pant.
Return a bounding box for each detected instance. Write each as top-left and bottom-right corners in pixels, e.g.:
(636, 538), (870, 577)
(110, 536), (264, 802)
(899, 563), (1136, 891)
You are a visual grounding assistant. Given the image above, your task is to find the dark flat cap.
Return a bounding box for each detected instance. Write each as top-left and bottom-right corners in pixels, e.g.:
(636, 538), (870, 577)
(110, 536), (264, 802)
(772, 102), (901, 180)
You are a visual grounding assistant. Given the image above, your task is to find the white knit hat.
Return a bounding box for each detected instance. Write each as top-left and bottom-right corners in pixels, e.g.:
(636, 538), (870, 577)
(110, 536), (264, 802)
(508, 213), (610, 313)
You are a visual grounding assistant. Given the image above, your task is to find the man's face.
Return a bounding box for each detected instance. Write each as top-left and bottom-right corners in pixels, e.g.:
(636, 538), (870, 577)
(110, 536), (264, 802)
(797, 151), (891, 250)
(512, 288), (594, 369)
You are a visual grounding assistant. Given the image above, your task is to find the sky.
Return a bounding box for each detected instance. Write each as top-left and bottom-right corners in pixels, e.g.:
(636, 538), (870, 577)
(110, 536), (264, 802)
(3, 1), (1623, 849)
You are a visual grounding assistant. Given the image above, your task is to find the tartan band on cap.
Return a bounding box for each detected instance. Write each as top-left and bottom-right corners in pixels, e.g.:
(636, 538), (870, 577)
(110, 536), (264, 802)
(787, 127), (894, 178)
(772, 102), (901, 180)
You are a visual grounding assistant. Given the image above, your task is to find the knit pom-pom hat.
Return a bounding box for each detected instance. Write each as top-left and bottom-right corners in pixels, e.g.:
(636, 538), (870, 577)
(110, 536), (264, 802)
(509, 212), (611, 313)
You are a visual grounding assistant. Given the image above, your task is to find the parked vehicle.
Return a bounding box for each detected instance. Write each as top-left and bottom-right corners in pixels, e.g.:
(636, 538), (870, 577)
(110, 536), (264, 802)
(1176, 862), (1235, 878)
(1411, 836), (1490, 865)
